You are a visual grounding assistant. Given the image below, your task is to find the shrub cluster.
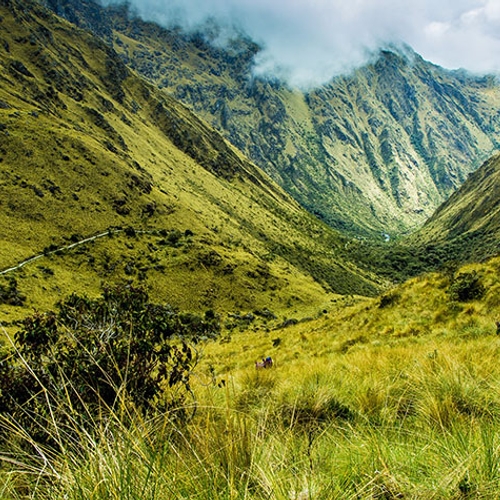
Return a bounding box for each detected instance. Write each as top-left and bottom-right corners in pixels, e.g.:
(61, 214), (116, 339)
(0, 277), (26, 306)
(447, 271), (486, 302)
(0, 284), (220, 446)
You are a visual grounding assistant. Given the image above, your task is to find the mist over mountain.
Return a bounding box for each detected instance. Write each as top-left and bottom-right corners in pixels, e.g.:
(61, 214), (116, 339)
(102, 0), (500, 87)
(109, 19), (500, 236)
(0, 0), (386, 324)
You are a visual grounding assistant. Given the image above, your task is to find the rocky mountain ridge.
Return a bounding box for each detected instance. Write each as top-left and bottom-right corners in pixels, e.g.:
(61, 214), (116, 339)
(60, 1), (500, 238)
(0, 0), (384, 324)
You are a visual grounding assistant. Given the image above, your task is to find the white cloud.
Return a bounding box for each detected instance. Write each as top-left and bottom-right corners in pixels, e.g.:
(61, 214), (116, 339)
(424, 21), (451, 38)
(485, 0), (500, 21)
(108, 0), (500, 86)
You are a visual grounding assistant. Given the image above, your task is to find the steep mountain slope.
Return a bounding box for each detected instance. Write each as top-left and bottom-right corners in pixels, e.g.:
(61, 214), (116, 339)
(47, 1), (500, 238)
(342, 152), (500, 285)
(0, 0), (383, 324)
(304, 53), (500, 235)
(409, 152), (500, 264)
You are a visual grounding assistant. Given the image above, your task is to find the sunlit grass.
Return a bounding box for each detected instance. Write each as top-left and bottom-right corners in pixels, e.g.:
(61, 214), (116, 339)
(2, 3), (500, 497)
(3, 257), (500, 497)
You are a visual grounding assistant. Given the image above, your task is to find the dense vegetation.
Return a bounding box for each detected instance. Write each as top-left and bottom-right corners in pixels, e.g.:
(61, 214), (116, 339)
(0, 285), (219, 446)
(1, 257), (500, 498)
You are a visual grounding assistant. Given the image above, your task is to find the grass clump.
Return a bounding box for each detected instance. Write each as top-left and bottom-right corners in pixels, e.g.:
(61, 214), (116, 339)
(0, 277), (26, 306)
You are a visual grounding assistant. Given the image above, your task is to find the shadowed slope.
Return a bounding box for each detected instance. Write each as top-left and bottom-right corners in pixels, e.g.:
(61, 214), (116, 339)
(410, 153), (500, 264)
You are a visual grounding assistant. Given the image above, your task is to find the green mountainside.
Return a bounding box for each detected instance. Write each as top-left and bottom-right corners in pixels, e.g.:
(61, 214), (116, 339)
(45, 0), (500, 238)
(4, 2), (500, 497)
(0, 0), (382, 325)
(335, 152), (500, 285)
(409, 153), (500, 264)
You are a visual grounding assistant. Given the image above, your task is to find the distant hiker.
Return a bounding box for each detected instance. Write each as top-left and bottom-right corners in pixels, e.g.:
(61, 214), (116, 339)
(255, 356), (273, 369)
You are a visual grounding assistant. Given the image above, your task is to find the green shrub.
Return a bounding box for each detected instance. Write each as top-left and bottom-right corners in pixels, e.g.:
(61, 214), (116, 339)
(0, 277), (26, 306)
(0, 284), (220, 447)
(378, 291), (400, 308)
(447, 271), (485, 302)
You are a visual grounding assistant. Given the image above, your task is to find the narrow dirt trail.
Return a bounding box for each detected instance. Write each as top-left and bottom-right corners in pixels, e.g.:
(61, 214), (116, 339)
(0, 228), (147, 276)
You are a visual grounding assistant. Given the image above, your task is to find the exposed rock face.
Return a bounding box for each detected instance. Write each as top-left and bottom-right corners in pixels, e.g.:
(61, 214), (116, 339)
(40, 0), (113, 41)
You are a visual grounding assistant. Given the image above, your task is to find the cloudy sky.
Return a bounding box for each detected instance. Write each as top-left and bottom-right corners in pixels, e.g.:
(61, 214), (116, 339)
(113, 0), (500, 87)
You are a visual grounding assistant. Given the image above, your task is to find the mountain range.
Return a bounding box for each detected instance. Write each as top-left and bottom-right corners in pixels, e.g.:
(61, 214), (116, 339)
(0, 0), (499, 323)
(3, 1), (500, 496)
(54, 0), (500, 238)
(0, 0), (383, 325)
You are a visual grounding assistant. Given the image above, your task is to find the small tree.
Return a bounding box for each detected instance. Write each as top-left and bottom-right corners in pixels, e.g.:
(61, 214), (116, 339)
(0, 284), (219, 446)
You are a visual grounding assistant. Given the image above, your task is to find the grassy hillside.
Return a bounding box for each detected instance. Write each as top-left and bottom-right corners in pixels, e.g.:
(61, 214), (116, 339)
(3, 254), (500, 498)
(409, 152), (500, 264)
(86, 5), (500, 238)
(320, 150), (500, 287)
(2, 4), (500, 498)
(0, 0), (383, 327)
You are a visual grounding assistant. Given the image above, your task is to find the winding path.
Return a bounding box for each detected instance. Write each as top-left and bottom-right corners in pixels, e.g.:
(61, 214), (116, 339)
(0, 228), (150, 276)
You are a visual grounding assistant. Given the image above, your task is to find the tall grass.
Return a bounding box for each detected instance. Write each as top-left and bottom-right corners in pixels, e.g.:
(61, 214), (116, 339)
(2, 383), (500, 498)
(3, 259), (500, 498)
(4, 338), (500, 499)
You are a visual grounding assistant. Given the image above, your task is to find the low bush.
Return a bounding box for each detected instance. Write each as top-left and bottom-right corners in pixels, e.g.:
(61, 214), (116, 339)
(0, 284), (220, 447)
(448, 271), (485, 302)
(0, 277), (26, 306)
